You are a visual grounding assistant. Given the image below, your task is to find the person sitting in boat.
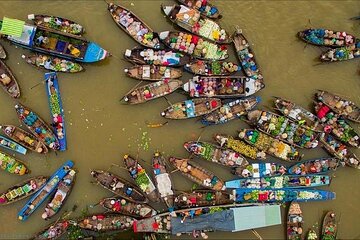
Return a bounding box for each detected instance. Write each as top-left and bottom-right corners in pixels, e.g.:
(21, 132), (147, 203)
(54, 18), (62, 27)
(68, 44), (81, 57)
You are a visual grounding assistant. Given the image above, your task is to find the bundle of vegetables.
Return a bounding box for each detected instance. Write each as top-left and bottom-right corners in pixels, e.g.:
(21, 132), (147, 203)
(211, 61), (221, 75)
(226, 137), (258, 159)
(297, 191), (322, 200)
(0, 152), (27, 175)
(135, 170), (151, 192)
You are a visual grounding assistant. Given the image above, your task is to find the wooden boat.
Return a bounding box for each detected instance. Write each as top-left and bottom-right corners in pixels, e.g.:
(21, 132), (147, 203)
(238, 129), (302, 162)
(100, 197), (157, 218)
(124, 47), (191, 66)
(14, 103), (60, 151)
(24, 53), (84, 73)
(28, 14), (85, 36)
(2, 17), (109, 63)
(152, 152), (174, 209)
(0, 43), (6, 59)
(44, 72), (66, 151)
(0, 176), (47, 205)
(321, 211), (337, 240)
(214, 134), (266, 160)
(233, 163), (287, 178)
(42, 169), (76, 220)
(161, 98), (221, 119)
(314, 101), (360, 148)
(0, 59), (20, 98)
(0, 125), (48, 154)
(233, 28), (263, 81)
(161, 4), (230, 44)
(18, 160), (74, 221)
(0, 150), (29, 175)
(288, 157), (340, 175)
(108, 3), (160, 49)
(125, 65), (182, 81)
(202, 96), (260, 125)
(123, 154), (159, 202)
(0, 134), (27, 155)
(320, 41), (360, 62)
(90, 170), (147, 203)
(30, 220), (72, 240)
(169, 157), (226, 191)
(246, 109), (320, 149)
(184, 60), (240, 76)
(316, 90), (360, 123)
(123, 79), (182, 104)
(306, 229), (318, 240)
(298, 28), (355, 47)
(159, 31), (229, 60)
(183, 75), (265, 98)
(287, 202), (303, 240)
(274, 97), (322, 132)
(78, 213), (135, 232)
(183, 141), (249, 168)
(174, 190), (234, 209)
(234, 188), (336, 203)
(176, 0), (221, 19)
(225, 174), (331, 189)
(319, 132), (360, 169)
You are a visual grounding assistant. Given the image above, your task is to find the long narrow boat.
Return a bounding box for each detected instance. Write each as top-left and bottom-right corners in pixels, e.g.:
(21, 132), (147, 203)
(316, 90), (360, 123)
(238, 129), (302, 162)
(100, 197), (157, 218)
(152, 152), (174, 209)
(246, 109), (320, 149)
(159, 31), (229, 60)
(42, 169), (76, 220)
(233, 28), (263, 81)
(108, 3), (160, 49)
(287, 202), (303, 240)
(169, 157), (226, 191)
(161, 4), (230, 44)
(177, 0), (221, 19)
(233, 163), (287, 178)
(174, 190), (234, 209)
(183, 141), (249, 168)
(161, 98), (221, 119)
(31, 220), (73, 240)
(124, 47), (191, 66)
(225, 174), (331, 189)
(202, 96), (260, 125)
(298, 29), (355, 47)
(78, 213), (135, 232)
(0, 134), (27, 155)
(319, 133), (360, 169)
(123, 155), (159, 202)
(274, 97), (322, 132)
(0, 176), (47, 205)
(320, 41), (360, 62)
(18, 160), (74, 221)
(321, 211), (337, 240)
(0, 43), (6, 59)
(234, 188), (336, 203)
(24, 53), (84, 73)
(44, 72), (66, 151)
(214, 134), (266, 160)
(15, 103), (60, 151)
(0, 59), (20, 98)
(0, 125), (48, 154)
(306, 229), (318, 240)
(28, 14), (85, 36)
(90, 170), (147, 203)
(314, 101), (360, 148)
(288, 157), (339, 175)
(0, 150), (29, 175)
(183, 75), (264, 98)
(184, 60), (239, 76)
(125, 65), (182, 81)
(1, 17), (109, 63)
(123, 79), (182, 104)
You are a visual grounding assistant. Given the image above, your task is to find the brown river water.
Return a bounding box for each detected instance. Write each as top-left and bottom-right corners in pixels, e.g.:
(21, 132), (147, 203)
(0, 0), (360, 239)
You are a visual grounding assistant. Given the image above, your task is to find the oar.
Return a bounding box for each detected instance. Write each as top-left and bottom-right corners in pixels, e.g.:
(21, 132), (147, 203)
(120, 81), (143, 101)
(251, 229), (263, 240)
(163, 96), (173, 107)
(110, 163), (128, 171)
(29, 79), (47, 90)
(89, 202), (101, 209)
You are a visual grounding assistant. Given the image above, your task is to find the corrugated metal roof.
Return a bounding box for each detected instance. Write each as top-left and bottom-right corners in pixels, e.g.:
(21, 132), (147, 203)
(0, 17), (25, 37)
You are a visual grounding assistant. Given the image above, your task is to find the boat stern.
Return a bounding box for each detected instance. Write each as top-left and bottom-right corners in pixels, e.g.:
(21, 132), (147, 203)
(159, 31), (170, 41)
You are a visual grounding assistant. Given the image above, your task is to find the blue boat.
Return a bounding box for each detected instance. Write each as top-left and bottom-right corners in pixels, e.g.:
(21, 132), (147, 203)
(0, 17), (109, 63)
(234, 188), (335, 203)
(18, 160), (74, 221)
(233, 162), (287, 178)
(0, 135), (27, 155)
(44, 72), (66, 151)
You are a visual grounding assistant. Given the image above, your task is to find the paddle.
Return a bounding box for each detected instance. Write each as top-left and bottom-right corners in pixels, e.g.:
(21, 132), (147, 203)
(120, 80), (143, 102)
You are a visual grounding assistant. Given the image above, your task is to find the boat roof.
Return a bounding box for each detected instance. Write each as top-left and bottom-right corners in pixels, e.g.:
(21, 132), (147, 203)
(7, 24), (36, 46)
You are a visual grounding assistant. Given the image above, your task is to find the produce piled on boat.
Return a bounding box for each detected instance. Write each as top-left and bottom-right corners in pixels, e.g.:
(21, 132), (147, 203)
(321, 212), (338, 240)
(0, 151), (28, 175)
(288, 158), (339, 175)
(78, 214), (135, 232)
(184, 60), (240, 76)
(298, 28), (355, 47)
(320, 41), (360, 62)
(0, 134), (27, 155)
(177, 0), (221, 19)
(174, 190), (235, 208)
(0, 59), (20, 98)
(233, 163), (287, 178)
(287, 202), (304, 240)
(125, 65), (182, 81)
(24, 54), (84, 73)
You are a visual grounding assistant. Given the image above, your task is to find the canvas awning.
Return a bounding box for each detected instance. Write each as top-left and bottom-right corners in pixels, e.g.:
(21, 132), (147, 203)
(0, 17), (25, 37)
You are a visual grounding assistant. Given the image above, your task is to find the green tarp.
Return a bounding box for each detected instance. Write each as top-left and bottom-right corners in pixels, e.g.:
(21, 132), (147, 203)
(0, 17), (25, 37)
